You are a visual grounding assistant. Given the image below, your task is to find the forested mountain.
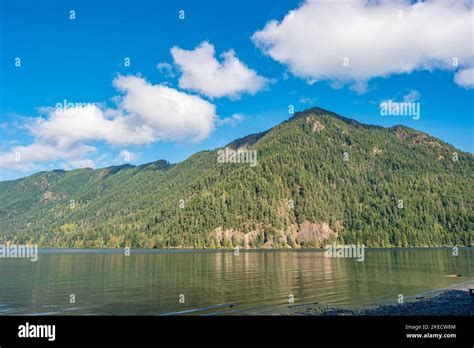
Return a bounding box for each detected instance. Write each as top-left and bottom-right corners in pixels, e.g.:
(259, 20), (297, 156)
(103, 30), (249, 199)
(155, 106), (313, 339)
(1, 107), (472, 248)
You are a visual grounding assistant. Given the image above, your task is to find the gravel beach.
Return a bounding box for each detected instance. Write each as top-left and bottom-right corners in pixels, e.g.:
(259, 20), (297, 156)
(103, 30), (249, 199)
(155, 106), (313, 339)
(247, 281), (474, 316)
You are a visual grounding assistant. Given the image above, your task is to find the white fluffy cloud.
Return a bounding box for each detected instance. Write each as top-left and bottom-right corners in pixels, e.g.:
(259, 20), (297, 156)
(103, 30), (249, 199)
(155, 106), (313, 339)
(0, 143), (96, 171)
(171, 41), (268, 98)
(61, 159), (96, 170)
(113, 75), (216, 142)
(27, 76), (217, 146)
(156, 62), (175, 78)
(454, 67), (474, 89)
(1, 75), (219, 172)
(28, 103), (154, 147)
(217, 113), (245, 127)
(252, 0), (474, 91)
(118, 149), (140, 162)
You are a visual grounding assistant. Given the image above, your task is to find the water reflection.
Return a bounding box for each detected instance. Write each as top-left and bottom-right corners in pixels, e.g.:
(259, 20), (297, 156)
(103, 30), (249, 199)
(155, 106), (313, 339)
(0, 248), (472, 315)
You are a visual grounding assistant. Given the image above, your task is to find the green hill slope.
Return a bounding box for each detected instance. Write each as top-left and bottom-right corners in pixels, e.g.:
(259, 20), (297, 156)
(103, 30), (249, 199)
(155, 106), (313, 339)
(1, 107), (472, 248)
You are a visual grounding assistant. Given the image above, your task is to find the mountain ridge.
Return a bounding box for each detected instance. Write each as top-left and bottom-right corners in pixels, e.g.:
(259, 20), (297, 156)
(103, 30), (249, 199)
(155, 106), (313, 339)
(0, 107), (472, 248)
(1, 107), (468, 182)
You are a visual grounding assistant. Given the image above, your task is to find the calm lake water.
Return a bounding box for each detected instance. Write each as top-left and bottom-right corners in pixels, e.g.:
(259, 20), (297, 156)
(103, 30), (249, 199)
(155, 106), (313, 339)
(0, 248), (472, 315)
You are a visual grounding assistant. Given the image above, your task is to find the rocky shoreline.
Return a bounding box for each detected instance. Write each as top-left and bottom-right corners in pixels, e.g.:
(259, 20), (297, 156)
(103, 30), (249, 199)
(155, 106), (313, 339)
(253, 281), (474, 316)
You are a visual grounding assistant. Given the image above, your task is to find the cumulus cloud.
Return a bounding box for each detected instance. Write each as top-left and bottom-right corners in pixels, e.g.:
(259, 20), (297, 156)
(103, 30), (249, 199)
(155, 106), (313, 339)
(1, 75), (220, 172)
(454, 67), (474, 89)
(118, 149), (140, 162)
(171, 41), (269, 98)
(217, 113), (245, 127)
(252, 0), (474, 91)
(27, 103), (154, 147)
(113, 75), (216, 142)
(0, 143), (96, 171)
(26, 75), (217, 146)
(61, 159), (96, 170)
(156, 62), (175, 78)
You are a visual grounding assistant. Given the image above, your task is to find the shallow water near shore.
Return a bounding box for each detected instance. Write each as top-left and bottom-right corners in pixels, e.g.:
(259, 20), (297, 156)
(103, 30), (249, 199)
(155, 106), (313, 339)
(0, 248), (472, 315)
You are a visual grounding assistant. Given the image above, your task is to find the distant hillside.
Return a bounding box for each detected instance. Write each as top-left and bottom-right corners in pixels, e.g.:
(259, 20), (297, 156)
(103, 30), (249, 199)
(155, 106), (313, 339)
(0, 107), (472, 248)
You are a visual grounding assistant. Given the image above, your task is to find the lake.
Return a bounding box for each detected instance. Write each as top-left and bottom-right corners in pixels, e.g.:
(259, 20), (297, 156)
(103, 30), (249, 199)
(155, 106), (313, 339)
(0, 248), (472, 315)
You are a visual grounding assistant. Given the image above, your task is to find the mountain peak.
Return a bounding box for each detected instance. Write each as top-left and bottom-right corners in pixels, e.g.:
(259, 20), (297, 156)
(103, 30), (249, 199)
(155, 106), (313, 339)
(290, 106), (382, 130)
(291, 106), (340, 119)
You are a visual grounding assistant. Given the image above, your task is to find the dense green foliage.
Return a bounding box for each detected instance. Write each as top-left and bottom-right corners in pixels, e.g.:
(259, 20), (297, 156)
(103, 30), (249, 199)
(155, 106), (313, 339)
(0, 108), (472, 248)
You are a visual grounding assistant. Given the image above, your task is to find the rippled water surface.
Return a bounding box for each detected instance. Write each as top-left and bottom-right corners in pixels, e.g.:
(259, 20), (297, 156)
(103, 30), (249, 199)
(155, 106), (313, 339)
(0, 248), (472, 315)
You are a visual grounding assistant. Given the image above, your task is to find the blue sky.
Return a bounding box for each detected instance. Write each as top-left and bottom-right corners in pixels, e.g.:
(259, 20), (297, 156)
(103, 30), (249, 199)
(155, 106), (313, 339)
(0, 0), (473, 181)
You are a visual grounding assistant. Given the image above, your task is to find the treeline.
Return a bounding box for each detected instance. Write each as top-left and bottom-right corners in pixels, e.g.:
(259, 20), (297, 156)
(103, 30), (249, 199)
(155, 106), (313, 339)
(0, 108), (472, 248)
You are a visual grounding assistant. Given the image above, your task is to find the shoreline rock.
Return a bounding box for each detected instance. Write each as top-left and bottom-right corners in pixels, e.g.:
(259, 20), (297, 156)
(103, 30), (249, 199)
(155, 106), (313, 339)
(255, 282), (474, 316)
